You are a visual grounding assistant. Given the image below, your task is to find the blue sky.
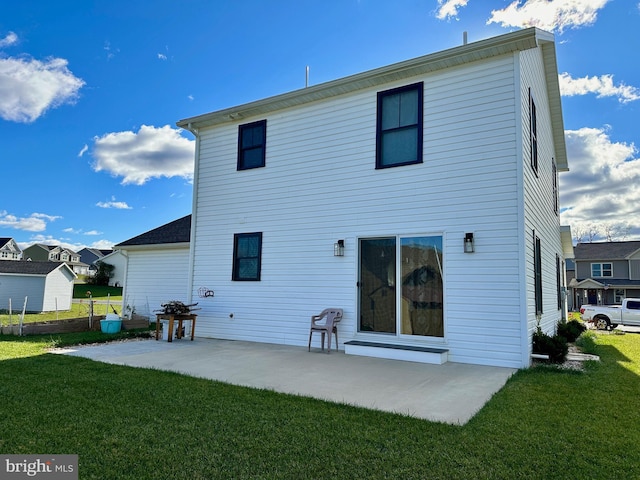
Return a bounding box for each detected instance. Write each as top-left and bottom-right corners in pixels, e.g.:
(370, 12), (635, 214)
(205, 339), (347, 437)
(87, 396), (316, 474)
(1, 0), (639, 251)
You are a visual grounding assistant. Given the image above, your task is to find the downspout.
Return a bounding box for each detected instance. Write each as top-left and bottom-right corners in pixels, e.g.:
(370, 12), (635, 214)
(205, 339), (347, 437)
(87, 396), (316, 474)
(183, 122), (200, 305)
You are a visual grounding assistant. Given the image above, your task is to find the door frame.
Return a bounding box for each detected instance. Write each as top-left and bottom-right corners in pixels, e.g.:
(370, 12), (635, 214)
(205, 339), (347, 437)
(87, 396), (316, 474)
(357, 233), (446, 341)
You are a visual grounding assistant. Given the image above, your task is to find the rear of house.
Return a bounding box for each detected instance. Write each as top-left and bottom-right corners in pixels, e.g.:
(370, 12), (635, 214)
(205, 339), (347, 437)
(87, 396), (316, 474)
(178, 28), (572, 368)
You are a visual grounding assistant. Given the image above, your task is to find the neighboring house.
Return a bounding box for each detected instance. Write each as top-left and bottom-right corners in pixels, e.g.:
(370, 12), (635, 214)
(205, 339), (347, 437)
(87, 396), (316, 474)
(99, 250), (127, 287)
(565, 258), (575, 311)
(176, 27), (573, 369)
(569, 241), (640, 309)
(77, 248), (113, 275)
(0, 260), (76, 312)
(114, 215), (191, 318)
(0, 238), (22, 260)
(22, 244), (89, 276)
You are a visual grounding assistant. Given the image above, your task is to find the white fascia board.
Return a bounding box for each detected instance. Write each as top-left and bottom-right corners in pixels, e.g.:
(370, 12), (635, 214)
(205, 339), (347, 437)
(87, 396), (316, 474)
(560, 226), (574, 259)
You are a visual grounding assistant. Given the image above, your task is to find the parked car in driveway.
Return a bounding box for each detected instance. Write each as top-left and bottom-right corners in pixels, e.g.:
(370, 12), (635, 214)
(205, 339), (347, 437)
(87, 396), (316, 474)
(580, 298), (640, 330)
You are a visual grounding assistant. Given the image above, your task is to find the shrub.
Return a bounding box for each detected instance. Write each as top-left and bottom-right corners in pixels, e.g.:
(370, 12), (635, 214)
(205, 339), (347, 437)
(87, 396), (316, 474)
(533, 327), (568, 363)
(575, 330), (598, 355)
(557, 320), (587, 343)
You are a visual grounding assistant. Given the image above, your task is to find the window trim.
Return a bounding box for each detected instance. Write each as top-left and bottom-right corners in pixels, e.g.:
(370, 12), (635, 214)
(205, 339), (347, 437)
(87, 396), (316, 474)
(232, 232), (263, 281)
(591, 262), (613, 278)
(375, 82), (424, 169)
(552, 159), (558, 215)
(556, 254), (562, 310)
(534, 231), (543, 315)
(237, 119), (267, 171)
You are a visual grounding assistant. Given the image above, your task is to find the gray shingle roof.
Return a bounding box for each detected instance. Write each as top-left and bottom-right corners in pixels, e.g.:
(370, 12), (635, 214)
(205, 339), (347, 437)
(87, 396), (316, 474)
(0, 260), (65, 275)
(574, 241), (640, 260)
(115, 215), (191, 247)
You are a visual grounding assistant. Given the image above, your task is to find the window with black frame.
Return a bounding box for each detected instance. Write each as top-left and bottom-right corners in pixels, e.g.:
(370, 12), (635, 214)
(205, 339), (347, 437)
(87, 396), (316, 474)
(529, 88), (538, 175)
(376, 82), (423, 169)
(534, 232), (543, 315)
(238, 120), (266, 170)
(232, 232), (262, 281)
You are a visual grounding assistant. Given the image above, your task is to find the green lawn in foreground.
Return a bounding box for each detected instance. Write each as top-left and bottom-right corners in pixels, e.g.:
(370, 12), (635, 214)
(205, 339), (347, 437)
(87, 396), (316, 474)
(0, 332), (638, 479)
(73, 284), (123, 300)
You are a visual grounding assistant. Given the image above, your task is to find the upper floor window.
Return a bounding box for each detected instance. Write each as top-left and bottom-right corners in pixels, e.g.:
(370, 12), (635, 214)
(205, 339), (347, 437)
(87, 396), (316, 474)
(376, 82), (423, 169)
(232, 232), (263, 281)
(591, 263), (612, 277)
(529, 88), (538, 175)
(238, 120), (266, 170)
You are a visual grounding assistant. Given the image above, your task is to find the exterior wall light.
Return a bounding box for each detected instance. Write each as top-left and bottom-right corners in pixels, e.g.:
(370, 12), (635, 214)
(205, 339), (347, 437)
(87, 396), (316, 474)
(334, 239), (345, 256)
(464, 232), (475, 253)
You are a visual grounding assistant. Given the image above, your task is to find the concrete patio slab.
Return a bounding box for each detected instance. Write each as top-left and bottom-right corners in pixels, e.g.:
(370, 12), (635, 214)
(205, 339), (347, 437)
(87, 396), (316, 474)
(53, 338), (516, 425)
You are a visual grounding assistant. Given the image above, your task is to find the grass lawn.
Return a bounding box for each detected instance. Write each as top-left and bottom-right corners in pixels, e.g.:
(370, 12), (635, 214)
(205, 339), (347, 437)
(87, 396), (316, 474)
(0, 302), (122, 326)
(0, 285), (124, 325)
(0, 332), (639, 479)
(73, 284), (123, 301)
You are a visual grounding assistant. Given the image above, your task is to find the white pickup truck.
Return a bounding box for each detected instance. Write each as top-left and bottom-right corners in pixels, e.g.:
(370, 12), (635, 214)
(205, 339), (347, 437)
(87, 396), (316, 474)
(580, 298), (640, 330)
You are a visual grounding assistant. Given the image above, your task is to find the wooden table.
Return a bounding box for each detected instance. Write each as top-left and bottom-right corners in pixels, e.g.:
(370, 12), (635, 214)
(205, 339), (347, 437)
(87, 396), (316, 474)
(155, 314), (197, 342)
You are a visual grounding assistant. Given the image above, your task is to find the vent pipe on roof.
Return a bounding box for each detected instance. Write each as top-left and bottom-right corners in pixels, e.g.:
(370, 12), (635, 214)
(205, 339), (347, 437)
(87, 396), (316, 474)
(305, 65), (309, 88)
(463, 31), (468, 45)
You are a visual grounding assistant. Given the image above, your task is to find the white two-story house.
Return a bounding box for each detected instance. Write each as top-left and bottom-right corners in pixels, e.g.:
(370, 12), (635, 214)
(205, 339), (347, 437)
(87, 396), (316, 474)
(0, 238), (22, 260)
(177, 27), (573, 369)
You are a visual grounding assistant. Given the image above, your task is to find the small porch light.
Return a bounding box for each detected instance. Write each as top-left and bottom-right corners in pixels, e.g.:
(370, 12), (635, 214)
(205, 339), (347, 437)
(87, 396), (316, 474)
(464, 232), (475, 253)
(334, 239), (345, 256)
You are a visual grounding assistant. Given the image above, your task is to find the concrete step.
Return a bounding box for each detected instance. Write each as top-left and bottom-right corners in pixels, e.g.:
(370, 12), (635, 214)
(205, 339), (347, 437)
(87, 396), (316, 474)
(344, 340), (448, 365)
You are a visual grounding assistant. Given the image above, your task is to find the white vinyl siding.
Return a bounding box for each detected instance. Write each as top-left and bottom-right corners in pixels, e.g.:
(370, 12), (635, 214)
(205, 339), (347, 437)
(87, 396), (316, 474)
(0, 275), (46, 311)
(191, 54), (529, 367)
(121, 247), (190, 317)
(42, 267), (75, 311)
(0, 267), (74, 312)
(520, 47), (566, 359)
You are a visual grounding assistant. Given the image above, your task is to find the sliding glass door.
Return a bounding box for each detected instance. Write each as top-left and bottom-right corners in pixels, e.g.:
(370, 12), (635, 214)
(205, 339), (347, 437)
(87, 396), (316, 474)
(359, 236), (443, 338)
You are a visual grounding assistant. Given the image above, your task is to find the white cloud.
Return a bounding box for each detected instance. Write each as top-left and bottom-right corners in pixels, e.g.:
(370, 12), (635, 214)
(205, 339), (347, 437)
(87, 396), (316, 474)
(96, 197), (132, 209)
(18, 235), (116, 252)
(104, 41), (119, 60)
(0, 211), (61, 232)
(157, 53), (167, 60)
(83, 230), (102, 236)
(559, 73), (640, 104)
(0, 31), (18, 48)
(0, 56), (85, 123)
(78, 144), (89, 157)
(560, 127), (640, 239)
(435, 0), (469, 20)
(487, 0), (611, 33)
(91, 125), (195, 185)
